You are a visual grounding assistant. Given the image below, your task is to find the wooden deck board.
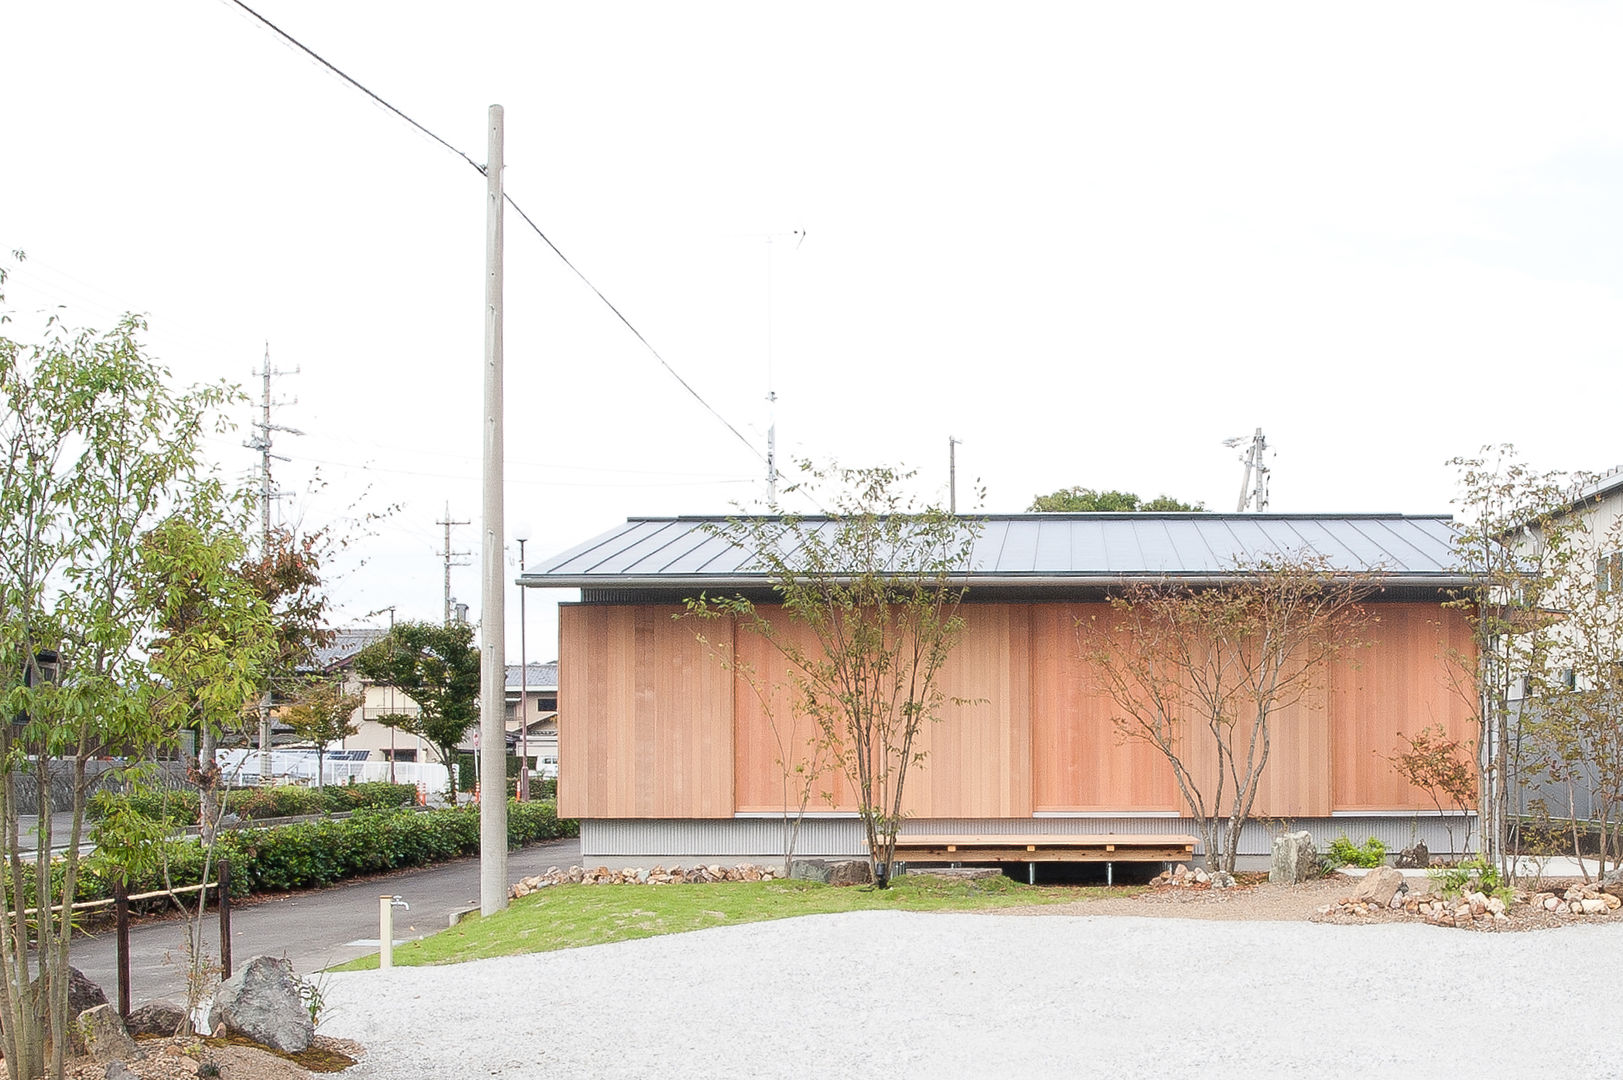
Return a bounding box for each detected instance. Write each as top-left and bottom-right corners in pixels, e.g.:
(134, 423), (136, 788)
(892, 833), (1196, 863)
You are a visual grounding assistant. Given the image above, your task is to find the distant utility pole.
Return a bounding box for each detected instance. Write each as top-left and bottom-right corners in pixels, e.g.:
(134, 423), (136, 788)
(1224, 428), (1271, 512)
(437, 505), (471, 626)
(478, 104), (509, 916)
(243, 345), (301, 783)
(949, 436), (962, 514)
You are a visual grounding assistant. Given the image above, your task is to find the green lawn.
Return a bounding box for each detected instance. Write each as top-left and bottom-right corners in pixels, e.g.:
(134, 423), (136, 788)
(330, 874), (1138, 971)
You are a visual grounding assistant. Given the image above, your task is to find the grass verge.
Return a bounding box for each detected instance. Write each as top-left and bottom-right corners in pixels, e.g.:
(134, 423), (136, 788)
(329, 874), (1140, 971)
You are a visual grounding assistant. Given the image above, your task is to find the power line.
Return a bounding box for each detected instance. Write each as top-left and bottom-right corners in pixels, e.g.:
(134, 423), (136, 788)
(220, 0), (766, 466)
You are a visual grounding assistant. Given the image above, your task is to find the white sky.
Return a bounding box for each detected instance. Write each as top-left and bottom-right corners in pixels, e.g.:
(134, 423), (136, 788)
(4, 1), (1622, 660)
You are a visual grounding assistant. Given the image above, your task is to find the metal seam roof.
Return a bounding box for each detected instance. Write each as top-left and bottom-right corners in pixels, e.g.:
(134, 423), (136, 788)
(523, 513), (1469, 587)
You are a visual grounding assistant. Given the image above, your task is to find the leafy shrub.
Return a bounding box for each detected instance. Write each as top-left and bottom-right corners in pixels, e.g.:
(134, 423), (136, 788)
(89, 782), (418, 824)
(1431, 856), (1508, 900)
(1327, 835), (1388, 868)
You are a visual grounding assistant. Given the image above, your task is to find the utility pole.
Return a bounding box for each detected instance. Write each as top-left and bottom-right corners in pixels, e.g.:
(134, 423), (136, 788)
(437, 505), (471, 626)
(478, 104), (509, 916)
(244, 345), (301, 784)
(1224, 428), (1271, 513)
(949, 436), (962, 514)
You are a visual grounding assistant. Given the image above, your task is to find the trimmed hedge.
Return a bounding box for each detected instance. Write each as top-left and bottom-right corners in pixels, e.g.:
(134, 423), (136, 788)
(88, 781), (418, 824)
(54, 801), (578, 910)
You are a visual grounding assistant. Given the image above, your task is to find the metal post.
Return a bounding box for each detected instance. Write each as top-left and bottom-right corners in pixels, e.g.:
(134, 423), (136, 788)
(518, 536), (529, 803)
(478, 103), (509, 916)
(218, 859), (233, 979)
(379, 894), (394, 970)
(114, 880), (130, 1020)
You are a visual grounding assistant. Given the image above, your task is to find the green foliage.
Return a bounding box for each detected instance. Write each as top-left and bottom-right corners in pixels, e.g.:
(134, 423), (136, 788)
(65, 802), (577, 904)
(0, 261), (256, 1080)
(354, 621), (481, 797)
(1327, 835), (1388, 868)
(1028, 486), (1205, 513)
(1430, 855), (1506, 899)
(89, 781), (417, 823)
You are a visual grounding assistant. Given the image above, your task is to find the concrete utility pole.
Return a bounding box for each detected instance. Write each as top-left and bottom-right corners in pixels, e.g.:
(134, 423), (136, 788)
(949, 435), (962, 514)
(478, 104), (509, 916)
(437, 505), (471, 625)
(244, 346), (301, 783)
(1225, 428), (1271, 513)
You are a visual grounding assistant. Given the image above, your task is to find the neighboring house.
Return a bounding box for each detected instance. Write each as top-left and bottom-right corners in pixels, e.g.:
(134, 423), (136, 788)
(1508, 467), (1623, 823)
(522, 513), (1478, 870)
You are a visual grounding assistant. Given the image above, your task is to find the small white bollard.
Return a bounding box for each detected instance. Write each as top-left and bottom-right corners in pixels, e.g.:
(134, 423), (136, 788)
(379, 894), (408, 970)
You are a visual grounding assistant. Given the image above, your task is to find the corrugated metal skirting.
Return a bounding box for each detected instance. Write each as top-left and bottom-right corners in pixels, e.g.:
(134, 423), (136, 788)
(580, 815), (1472, 865)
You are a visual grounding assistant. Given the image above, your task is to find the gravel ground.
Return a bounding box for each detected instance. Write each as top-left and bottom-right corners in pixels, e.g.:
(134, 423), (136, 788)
(321, 908), (1623, 1079)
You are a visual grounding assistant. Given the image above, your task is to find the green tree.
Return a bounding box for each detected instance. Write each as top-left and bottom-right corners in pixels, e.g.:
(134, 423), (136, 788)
(354, 621), (480, 798)
(137, 514), (276, 1026)
(282, 678), (364, 789)
(688, 463), (982, 888)
(1028, 486), (1205, 513)
(0, 258), (247, 1079)
(1083, 554), (1375, 873)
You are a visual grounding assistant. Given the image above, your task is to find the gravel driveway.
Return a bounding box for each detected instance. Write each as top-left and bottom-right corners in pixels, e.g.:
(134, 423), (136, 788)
(322, 911), (1622, 1079)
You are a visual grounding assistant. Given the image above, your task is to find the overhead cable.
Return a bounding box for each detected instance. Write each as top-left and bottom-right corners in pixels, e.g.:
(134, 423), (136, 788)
(220, 0), (766, 465)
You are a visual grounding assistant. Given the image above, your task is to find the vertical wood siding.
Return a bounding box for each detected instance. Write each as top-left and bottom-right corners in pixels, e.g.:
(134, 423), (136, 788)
(558, 604), (734, 819)
(563, 600), (1475, 819)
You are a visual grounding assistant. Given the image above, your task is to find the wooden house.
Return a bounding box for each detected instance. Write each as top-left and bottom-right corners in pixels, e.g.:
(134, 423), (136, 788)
(521, 513), (1476, 871)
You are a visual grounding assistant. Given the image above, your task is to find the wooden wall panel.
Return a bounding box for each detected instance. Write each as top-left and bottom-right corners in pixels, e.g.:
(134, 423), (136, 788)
(1330, 604), (1476, 811)
(1030, 603), (1178, 812)
(732, 611), (853, 813)
(558, 604), (734, 818)
(902, 604), (1034, 818)
(564, 598), (1476, 822)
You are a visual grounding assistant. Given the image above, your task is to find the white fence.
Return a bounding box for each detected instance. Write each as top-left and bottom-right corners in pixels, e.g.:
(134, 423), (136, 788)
(215, 748), (450, 794)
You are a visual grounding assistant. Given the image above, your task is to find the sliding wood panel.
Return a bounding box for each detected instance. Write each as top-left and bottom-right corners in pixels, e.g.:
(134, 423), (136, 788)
(902, 604), (1034, 818)
(1030, 603), (1178, 812)
(558, 604), (734, 818)
(1330, 603), (1476, 811)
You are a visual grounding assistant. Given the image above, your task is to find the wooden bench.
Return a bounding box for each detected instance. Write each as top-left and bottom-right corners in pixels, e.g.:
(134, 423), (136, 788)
(892, 833), (1197, 864)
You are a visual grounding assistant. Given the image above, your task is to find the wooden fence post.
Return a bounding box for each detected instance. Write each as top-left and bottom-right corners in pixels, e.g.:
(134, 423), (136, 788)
(218, 858), (232, 980)
(114, 880), (130, 1021)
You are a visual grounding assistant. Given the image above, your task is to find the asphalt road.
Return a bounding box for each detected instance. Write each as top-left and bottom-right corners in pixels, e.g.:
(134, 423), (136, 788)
(68, 835), (583, 1006)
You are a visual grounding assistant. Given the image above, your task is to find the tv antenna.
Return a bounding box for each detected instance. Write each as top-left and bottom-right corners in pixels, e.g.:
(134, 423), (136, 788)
(1223, 428), (1271, 512)
(763, 228), (805, 505)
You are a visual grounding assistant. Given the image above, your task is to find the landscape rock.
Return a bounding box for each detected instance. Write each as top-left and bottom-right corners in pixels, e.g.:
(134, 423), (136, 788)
(72, 1003), (137, 1062)
(512, 862), (783, 896)
(103, 1062), (140, 1080)
(68, 966), (109, 1018)
(1209, 871), (1236, 889)
(1349, 866), (1406, 907)
(208, 956), (313, 1054)
(1395, 842), (1430, 869)
(125, 1000), (190, 1038)
(1269, 831), (1317, 884)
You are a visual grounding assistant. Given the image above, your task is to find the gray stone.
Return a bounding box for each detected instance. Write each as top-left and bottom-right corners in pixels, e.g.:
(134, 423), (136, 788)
(1269, 831), (1318, 884)
(1349, 865), (1406, 907)
(103, 1063), (140, 1080)
(831, 859), (875, 886)
(71, 1004), (137, 1062)
(789, 859), (833, 883)
(1209, 871), (1236, 889)
(790, 858), (874, 886)
(1395, 842), (1430, 869)
(208, 956), (313, 1054)
(125, 1000), (190, 1038)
